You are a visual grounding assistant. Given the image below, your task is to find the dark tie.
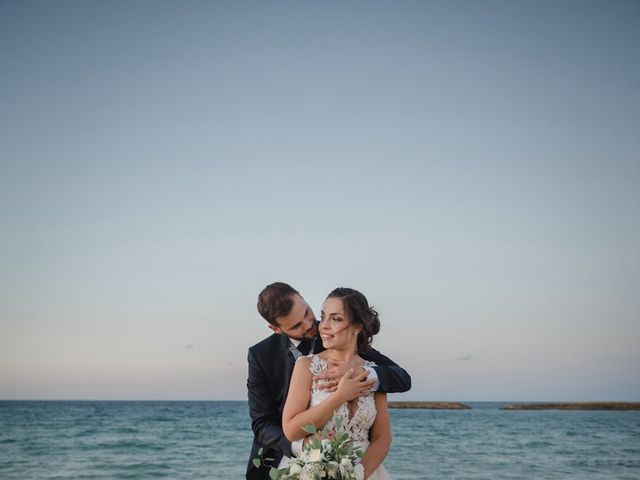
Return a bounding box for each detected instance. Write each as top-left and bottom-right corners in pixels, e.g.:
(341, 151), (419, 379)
(297, 340), (312, 356)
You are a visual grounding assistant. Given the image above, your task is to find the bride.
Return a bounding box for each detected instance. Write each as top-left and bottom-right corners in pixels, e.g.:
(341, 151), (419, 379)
(282, 287), (392, 479)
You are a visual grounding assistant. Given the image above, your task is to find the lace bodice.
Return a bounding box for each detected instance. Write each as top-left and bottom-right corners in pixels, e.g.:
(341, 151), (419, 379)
(305, 354), (377, 449)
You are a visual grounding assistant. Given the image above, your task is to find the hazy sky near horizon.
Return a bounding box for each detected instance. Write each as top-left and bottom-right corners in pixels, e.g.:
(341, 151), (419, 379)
(1, 1), (639, 401)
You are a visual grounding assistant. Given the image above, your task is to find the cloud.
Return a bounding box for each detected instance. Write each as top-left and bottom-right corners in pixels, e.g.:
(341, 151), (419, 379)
(457, 354), (472, 361)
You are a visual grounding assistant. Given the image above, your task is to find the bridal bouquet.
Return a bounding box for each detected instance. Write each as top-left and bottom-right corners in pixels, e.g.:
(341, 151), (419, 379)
(254, 416), (364, 480)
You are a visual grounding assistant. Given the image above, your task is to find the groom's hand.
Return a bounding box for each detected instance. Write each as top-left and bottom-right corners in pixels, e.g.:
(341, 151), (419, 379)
(313, 358), (355, 388)
(313, 359), (376, 395)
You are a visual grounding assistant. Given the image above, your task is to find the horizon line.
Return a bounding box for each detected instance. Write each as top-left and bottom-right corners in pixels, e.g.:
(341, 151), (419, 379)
(2, 398), (638, 403)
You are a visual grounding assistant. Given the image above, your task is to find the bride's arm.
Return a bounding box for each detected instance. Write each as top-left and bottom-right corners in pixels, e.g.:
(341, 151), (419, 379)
(283, 359), (368, 441)
(362, 393), (392, 479)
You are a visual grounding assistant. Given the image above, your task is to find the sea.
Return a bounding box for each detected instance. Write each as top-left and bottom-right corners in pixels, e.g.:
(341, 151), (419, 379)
(1, 401), (639, 479)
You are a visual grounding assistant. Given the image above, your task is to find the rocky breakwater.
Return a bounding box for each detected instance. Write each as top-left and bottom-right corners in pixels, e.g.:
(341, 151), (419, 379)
(502, 402), (640, 410)
(388, 401), (471, 409)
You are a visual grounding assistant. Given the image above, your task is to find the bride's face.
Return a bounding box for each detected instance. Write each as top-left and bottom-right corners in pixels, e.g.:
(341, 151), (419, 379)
(319, 297), (360, 350)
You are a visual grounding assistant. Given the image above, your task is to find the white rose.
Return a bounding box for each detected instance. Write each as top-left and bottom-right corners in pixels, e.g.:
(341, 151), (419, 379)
(339, 457), (353, 476)
(321, 439), (332, 452)
(289, 462), (302, 475)
(308, 448), (323, 462)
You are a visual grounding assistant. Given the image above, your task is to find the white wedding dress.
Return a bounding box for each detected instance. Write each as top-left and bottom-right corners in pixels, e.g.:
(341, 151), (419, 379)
(307, 354), (391, 479)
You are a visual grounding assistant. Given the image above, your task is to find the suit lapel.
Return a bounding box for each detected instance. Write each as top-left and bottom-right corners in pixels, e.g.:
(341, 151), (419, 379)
(282, 331), (324, 401)
(282, 335), (296, 400)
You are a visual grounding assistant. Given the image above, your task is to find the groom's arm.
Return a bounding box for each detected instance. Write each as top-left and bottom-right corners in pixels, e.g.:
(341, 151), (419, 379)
(366, 347), (412, 393)
(247, 348), (293, 458)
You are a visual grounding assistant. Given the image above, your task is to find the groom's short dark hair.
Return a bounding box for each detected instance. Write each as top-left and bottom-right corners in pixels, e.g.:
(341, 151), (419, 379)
(257, 282), (299, 326)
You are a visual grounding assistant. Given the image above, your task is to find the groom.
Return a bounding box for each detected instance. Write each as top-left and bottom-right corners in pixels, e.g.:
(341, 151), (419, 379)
(246, 282), (411, 480)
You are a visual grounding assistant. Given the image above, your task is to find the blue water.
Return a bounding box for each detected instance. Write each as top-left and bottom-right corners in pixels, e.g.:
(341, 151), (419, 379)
(1, 401), (639, 479)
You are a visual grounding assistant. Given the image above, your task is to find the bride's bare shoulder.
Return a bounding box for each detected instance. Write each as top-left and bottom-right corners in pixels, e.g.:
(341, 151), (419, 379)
(293, 355), (313, 371)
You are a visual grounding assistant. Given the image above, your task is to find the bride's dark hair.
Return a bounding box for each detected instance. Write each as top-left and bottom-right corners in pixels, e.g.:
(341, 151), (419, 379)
(325, 287), (380, 354)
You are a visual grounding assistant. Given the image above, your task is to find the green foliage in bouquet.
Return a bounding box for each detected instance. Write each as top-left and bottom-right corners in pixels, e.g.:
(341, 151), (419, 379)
(253, 415), (365, 480)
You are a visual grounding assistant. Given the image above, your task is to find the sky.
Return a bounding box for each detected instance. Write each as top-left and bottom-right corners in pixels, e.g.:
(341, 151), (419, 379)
(1, 0), (639, 401)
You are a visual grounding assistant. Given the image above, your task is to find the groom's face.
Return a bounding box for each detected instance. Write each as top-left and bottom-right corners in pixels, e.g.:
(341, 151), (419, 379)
(270, 294), (318, 341)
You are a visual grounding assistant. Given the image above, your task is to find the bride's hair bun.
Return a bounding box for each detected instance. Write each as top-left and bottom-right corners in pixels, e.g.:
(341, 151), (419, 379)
(325, 287), (380, 353)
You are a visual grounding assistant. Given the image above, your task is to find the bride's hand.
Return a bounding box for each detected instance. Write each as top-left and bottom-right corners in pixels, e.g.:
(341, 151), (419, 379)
(335, 368), (371, 403)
